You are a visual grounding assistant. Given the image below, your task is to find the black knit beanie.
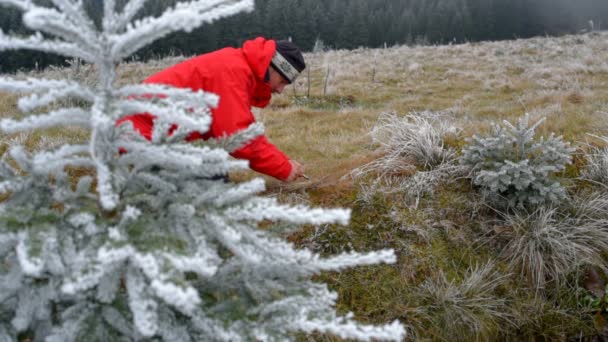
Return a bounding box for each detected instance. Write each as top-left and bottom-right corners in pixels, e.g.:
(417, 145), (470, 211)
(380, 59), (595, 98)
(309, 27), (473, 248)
(271, 40), (306, 84)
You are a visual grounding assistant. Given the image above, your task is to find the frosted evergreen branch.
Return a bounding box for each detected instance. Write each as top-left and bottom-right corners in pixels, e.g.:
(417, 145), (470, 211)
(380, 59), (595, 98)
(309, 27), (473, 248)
(36, 156), (94, 174)
(0, 0), (31, 11)
(33, 143), (89, 159)
(2, 267), (22, 292)
(101, 0), (117, 32)
(249, 285), (337, 317)
(8, 146), (32, 172)
(45, 303), (92, 342)
(105, 207), (139, 242)
(0, 30), (94, 60)
(120, 205), (141, 224)
(0, 326), (15, 341)
(81, 246), (206, 317)
(190, 315), (242, 341)
(109, 0), (148, 33)
(63, 245), (148, 298)
(49, 0), (98, 36)
(0, 157), (17, 177)
(162, 252), (219, 278)
(118, 142), (250, 176)
(118, 84), (219, 109)
(12, 287), (37, 330)
(221, 225), (292, 263)
(0, 233), (17, 257)
(1, 108), (90, 133)
(130, 172), (178, 193)
(96, 161), (119, 210)
(61, 262), (106, 295)
(170, 143), (236, 162)
(117, 100), (211, 132)
(224, 223), (394, 273)
(110, 0), (254, 60)
(0, 260), (22, 303)
(208, 219), (272, 262)
(0, 77), (85, 93)
(210, 178), (265, 206)
(68, 212), (100, 237)
(251, 286), (405, 341)
(206, 122), (265, 152)
(18, 85), (94, 112)
(32, 144), (91, 172)
(294, 318), (405, 342)
(149, 280), (201, 315)
(16, 233), (44, 277)
(23, 8), (101, 57)
(102, 306), (136, 337)
(126, 268), (159, 337)
(0, 179), (26, 193)
(117, 142), (216, 169)
(156, 309), (193, 341)
(314, 249), (397, 271)
(0, 152), (25, 192)
(226, 198), (351, 225)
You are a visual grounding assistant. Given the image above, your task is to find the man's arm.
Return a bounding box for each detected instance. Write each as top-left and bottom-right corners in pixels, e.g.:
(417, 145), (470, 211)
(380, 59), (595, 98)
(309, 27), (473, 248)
(209, 78), (294, 181)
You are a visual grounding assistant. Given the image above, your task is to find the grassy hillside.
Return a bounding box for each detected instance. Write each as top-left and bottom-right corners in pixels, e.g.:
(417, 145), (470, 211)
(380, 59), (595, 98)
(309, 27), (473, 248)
(2, 32), (608, 340)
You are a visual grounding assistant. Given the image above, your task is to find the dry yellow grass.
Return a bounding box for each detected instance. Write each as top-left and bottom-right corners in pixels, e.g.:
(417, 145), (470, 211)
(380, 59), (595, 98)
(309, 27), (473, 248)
(3, 32), (608, 202)
(0, 92), (20, 119)
(259, 33), (608, 192)
(4, 32), (607, 188)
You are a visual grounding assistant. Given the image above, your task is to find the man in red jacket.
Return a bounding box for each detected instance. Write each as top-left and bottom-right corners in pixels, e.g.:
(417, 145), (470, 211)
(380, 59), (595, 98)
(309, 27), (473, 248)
(118, 37), (306, 182)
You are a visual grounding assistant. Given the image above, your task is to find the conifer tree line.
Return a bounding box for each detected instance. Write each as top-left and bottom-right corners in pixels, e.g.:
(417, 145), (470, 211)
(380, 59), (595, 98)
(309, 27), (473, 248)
(1, 0), (608, 73)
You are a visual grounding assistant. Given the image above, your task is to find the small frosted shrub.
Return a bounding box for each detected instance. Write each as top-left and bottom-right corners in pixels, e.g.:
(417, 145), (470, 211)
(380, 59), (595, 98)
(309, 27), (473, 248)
(409, 261), (511, 341)
(461, 114), (574, 209)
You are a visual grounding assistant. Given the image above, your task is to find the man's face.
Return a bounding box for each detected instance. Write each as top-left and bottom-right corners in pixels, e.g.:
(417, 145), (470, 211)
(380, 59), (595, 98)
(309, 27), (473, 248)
(268, 67), (290, 94)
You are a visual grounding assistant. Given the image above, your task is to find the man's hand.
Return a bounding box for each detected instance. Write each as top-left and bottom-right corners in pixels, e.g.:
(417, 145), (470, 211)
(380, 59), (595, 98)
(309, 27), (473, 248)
(286, 160), (305, 182)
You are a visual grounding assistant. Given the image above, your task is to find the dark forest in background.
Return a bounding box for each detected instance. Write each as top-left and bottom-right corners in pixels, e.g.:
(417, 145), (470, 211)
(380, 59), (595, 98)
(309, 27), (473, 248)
(1, 0), (608, 73)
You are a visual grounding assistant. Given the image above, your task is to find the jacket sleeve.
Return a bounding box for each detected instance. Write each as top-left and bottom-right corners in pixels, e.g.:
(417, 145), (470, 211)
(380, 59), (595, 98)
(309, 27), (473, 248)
(210, 74), (292, 181)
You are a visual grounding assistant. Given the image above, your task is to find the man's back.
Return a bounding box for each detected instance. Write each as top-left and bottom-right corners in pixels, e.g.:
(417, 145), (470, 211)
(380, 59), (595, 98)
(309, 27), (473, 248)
(118, 38), (301, 181)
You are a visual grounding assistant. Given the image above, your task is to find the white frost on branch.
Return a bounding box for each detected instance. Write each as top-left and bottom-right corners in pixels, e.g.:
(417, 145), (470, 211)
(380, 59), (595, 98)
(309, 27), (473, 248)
(0, 30), (95, 61)
(226, 198), (351, 225)
(1, 108), (91, 133)
(23, 7), (99, 55)
(16, 233), (44, 277)
(118, 84), (219, 109)
(0, 77), (94, 112)
(110, 0), (254, 60)
(294, 317), (405, 342)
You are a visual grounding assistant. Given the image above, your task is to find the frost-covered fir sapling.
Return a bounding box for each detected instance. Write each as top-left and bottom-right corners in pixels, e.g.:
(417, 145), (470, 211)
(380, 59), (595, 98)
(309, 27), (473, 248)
(461, 114), (575, 209)
(0, 0), (405, 341)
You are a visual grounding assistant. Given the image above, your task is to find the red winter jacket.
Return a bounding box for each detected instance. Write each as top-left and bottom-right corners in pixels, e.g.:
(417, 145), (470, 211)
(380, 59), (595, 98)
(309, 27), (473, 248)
(117, 37), (292, 180)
